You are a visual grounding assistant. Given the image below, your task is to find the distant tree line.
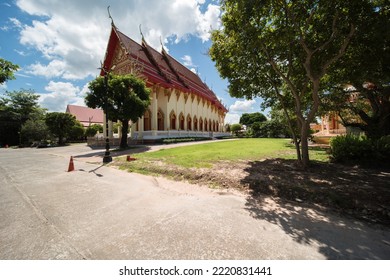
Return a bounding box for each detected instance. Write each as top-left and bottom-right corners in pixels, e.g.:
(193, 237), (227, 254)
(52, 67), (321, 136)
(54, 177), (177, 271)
(1, 58), (150, 149)
(229, 111), (294, 138)
(0, 60), (104, 147)
(0, 89), (102, 147)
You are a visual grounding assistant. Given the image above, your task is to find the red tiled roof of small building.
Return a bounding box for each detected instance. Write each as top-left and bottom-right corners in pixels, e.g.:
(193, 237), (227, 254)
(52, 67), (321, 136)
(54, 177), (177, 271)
(66, 105), (104, 127)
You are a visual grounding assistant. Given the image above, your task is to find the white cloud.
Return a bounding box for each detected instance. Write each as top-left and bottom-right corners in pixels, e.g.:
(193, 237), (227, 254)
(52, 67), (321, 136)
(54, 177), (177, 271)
(38, 81), (85, 112)
(197, 3), (221, 41)
(14, 49), (28, 56)
(1, 17), (24, 31)
(14, 0), (221, 81)
(225, 113), (240, 124)
(181, 55), (195, 67)
(26, 60), (67, 79)
(15, 72), (31, 78)
(229, 100), (257, 112)
(10, 18), (23, 29)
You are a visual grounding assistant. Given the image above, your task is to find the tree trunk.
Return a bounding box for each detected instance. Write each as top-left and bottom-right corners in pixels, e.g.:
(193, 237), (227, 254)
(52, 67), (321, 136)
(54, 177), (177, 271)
(120, 119), (129, 148)
(294, 139), (302, 162)
(299, 122), (310, 169)
(279, 99), (302, 161)
(58, 133), (65, 146)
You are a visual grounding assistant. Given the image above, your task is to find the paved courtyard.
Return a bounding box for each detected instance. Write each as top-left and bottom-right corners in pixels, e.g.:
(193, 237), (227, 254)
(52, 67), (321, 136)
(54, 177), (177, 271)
(0, 144), (389, 259)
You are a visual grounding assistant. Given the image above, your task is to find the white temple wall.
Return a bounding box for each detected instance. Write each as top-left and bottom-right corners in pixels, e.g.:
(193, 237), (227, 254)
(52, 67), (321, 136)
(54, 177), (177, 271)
(132, 84), (228, 139)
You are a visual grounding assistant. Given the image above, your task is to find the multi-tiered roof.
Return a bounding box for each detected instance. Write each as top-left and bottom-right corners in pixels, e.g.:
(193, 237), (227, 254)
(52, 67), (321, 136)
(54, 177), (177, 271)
(101, 26), (227, 113)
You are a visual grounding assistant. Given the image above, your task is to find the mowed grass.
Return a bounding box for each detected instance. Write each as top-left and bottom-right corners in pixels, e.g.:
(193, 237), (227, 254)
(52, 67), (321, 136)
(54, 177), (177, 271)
(124, 138), (329, 168)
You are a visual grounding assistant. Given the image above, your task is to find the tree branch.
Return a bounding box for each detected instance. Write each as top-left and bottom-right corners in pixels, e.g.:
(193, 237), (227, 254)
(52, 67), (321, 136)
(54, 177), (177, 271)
(319, 23), (355, 78)
(311, 11), (340, 56)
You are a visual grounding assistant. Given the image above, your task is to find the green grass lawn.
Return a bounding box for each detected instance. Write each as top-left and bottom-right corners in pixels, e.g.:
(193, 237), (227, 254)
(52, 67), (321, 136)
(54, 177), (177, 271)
(120, 138), (329, 168)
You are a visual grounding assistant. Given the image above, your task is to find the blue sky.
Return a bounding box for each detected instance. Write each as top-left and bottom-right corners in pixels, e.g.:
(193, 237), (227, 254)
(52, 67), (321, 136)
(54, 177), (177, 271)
(0, 0), (264, 123)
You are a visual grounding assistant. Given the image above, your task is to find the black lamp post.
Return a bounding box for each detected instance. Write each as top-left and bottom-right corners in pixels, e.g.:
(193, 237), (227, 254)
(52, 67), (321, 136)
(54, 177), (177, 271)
(101, 65), (116, 163)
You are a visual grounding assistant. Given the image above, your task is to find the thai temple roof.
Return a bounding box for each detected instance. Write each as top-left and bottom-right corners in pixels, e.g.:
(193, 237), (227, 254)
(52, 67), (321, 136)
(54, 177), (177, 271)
(101, 26), (227, 113)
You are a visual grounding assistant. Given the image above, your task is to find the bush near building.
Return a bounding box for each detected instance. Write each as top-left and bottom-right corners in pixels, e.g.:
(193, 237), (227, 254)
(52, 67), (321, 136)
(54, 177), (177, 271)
(330, 135), (390, 165)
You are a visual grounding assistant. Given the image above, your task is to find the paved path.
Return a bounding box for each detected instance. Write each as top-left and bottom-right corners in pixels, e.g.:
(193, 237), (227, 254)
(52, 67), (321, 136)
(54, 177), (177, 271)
(1, 145), (389, 259)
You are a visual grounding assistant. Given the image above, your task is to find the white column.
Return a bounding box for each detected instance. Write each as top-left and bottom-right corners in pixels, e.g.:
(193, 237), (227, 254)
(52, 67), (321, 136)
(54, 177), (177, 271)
(151, 90), (158, 135)
(118, 121), (122, 139)
(139, 117), (144, 138)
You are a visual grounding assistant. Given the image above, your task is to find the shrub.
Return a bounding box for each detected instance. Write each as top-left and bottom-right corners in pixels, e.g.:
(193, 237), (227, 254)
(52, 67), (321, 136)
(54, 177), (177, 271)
(330, 135), (371, 162)
(161, 137), (211, 144)
(68, 121), (85, 141)
(230, 124), (242, 136)
(374, 135), (390, 161)
(85, 124), (103, 137)
(330, 135), (390, 165)
(21, 118), (50, 143)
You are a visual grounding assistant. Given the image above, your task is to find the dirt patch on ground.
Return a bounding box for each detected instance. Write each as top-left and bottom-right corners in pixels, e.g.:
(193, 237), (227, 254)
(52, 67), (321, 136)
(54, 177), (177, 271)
(117, 158), (390, 227)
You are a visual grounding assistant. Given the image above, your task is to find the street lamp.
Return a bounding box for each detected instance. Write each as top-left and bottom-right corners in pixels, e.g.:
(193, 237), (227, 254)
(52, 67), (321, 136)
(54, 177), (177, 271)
(100, 64), (116, 163)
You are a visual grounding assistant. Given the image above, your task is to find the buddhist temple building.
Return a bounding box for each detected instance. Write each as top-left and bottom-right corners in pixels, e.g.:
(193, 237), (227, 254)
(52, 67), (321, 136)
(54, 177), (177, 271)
(99, 25), (229, 143)
(312, 113), (347, 144)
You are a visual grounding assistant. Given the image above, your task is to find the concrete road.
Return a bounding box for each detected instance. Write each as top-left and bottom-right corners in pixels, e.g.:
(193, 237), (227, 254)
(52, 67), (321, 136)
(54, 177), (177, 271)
(0, 145), (389, 259)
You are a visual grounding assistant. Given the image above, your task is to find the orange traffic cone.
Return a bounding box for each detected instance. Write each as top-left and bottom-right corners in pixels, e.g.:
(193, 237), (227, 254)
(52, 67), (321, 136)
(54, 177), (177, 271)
(68, 156), (75, 172)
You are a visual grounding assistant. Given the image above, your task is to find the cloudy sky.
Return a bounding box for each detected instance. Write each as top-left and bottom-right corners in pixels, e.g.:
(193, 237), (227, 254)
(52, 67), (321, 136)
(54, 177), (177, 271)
(0, 0), (264, 123)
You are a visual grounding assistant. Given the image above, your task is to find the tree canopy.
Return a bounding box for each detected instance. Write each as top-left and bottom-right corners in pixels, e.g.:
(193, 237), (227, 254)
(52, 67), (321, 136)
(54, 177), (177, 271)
(0, 90), (44, 146)
(0, 58), (19, 85)
(86, 73), (151, 148)
(239, 112), (267, 127)
(210, 0), (371, 167)
(323, 1), (390, 139)
(45, 112), (78, 146)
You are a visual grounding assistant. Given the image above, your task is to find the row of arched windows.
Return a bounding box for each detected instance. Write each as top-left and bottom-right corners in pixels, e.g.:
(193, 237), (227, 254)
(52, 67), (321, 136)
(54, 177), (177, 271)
(140, 109), (221, 132)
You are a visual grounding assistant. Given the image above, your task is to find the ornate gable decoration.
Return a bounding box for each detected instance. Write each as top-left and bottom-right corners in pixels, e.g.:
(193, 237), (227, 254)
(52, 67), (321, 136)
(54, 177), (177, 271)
(112, 44), (127, 66)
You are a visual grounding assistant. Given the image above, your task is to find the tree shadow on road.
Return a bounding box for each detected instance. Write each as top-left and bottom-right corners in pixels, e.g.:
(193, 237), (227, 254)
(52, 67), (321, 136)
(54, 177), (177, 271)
(73, 146), (151, 161)
(77, 164), (105, 177)
(242, 159), (390, 259)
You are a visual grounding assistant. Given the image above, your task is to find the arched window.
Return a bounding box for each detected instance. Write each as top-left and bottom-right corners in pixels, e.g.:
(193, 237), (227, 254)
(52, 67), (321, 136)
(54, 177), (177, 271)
(144, 110), (151, 131)
(209, 119), (212, 131)
(193, 116), (198, 131)
(179, 113), (185, 130)
(204, 119), (208, 132)
(199, 118), (203, 131)
(187, 114), (192, 131)
(158, 109), (164, 131)
(170, 111), (176, 130)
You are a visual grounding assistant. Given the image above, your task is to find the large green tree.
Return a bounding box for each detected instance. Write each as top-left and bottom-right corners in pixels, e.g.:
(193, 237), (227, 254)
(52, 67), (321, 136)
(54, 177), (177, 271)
(239, 112), (267, 127)
(86, 73), (151, 148)
(323, 1), (390, 139)
(68, 120), (85, 141)
(21, 118), (49, 144)
(210, 0), (369, 167)
(0, 90), (43, 146)
(45, 112), (77, 146)
(0, 58), (19, 84)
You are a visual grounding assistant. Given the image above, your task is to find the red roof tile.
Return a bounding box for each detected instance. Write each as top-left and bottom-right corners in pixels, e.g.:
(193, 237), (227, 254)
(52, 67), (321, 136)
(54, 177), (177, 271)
(66, 105), (104, 127)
